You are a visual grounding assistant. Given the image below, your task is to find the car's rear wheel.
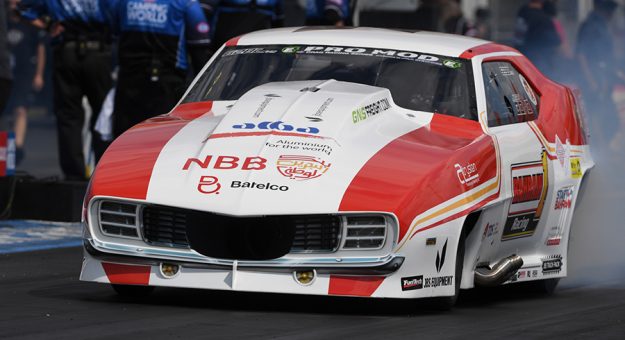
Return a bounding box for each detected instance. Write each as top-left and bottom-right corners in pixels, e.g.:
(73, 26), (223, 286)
(111, 284), (155, 297)
(430, 237), (465, 310)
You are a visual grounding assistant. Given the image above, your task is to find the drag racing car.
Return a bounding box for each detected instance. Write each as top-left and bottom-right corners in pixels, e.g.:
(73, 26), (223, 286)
(80, 27), (593, 308)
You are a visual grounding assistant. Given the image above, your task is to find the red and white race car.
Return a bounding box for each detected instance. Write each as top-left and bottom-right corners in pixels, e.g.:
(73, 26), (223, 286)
(80, 27), (593, 307)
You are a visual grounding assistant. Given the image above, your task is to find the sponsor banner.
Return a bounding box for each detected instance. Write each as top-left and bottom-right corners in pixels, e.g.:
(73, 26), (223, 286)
(276, 155), (331, 180)
(502, 153), (548, 241)
(231, 180), (289, 191)
(182, 155), (266, 171)
(401, 275), (423, 291)
(232, 121), (319, 134)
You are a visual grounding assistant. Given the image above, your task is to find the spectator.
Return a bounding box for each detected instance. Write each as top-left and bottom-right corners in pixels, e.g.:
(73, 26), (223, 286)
(472, 7), (491, 40)
(212, 0), (283, 48)
(0, 0), (12, 114)
(5, 0), (46, 165)
(577, 0), (619, 145)
(306, 0), (350, 26)
(514, 0), (561, 76)
(18, 0), (116, 181)
(442, 0), (472, 36)
(110, 0), (212, 137)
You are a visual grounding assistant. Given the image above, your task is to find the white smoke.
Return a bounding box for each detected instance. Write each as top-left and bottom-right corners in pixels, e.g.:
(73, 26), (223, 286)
(564, 117), (625, 287)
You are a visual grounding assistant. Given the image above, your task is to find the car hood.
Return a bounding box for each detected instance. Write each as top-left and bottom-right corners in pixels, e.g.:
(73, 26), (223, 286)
(91, 80), (498, 240)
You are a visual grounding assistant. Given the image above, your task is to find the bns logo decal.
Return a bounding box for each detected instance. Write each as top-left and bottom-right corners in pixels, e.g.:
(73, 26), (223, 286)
(435, 239), (448, 273)
(233, 121), (319, 134)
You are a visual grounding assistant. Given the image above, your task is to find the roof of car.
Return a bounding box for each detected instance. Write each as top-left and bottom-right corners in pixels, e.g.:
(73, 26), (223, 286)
(233, 27), (500, 58)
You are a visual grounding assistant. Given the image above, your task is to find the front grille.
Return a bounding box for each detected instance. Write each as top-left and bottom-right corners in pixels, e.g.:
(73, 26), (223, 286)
(96, 200), (389, 259)
(291, 215), (341, 252)
(142, 207), (190, 248)
(140, 205), (341, 259)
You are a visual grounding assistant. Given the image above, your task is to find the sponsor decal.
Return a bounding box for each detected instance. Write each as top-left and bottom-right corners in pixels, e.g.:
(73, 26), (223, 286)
(127, 1), (169, 28)
(352, 98), (391, 124)
(401, 275), (423, 291)
(305, 98), (334, 122)
(511, 93), (535, 117)
(455, 162), (479, 187)
(435, 239), (448, 273)
(223, 48), (277, 56)
(253, 96), (275, 118)
(481, 222), (499, 244)
(182, 155), (266, 171)
(415, 239), (454, 289)
(197, 175), (221, 194)
(281, 46), (300, 53)
(519, 74), (538, 106)
(502, 153), (549, 241)
(570, 158), (582, 179)
(424, 276), (453, 288)
(554, 187), (573, 210)
(542, 255), (563, 274)
(276, 155), (331, 180)
(546, 237), (561, 246)
(443, 59), (462, 69)
(265, 140), (333, 156)
(231, 180), (289, 191)
(233, 121), (319, 134)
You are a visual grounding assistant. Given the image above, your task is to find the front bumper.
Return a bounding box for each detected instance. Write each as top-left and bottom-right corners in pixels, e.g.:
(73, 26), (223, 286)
(81, 239), (406, 298)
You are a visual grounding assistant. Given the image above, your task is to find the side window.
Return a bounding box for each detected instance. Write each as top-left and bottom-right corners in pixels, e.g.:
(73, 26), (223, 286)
(482, 62), (540, 127)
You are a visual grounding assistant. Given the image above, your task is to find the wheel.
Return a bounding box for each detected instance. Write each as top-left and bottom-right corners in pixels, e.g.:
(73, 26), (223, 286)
(111, 284), (155, 298)
(430, 236), (465, 310)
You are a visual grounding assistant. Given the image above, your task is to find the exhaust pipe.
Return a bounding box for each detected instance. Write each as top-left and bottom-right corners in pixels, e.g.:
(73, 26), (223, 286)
(474, 255), (524, 287)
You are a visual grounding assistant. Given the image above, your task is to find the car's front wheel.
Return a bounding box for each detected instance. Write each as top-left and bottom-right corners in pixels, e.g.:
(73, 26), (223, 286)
(111, 284), (155, 297)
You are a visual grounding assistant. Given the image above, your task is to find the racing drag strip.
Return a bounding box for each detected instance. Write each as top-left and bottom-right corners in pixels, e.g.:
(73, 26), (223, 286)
(1, 247), (624, 339)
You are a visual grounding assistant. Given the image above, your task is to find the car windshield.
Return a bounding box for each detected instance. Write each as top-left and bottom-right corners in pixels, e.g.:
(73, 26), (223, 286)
(183, 44), (477, 120)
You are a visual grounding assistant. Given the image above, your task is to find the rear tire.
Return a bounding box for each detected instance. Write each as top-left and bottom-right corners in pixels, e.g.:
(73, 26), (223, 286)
(111, 284), (155, 298)
(430, 236), (465, 310)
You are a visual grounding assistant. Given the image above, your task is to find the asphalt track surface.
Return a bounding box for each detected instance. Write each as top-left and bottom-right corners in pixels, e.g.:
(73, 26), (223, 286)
(1, 246), (624, 339)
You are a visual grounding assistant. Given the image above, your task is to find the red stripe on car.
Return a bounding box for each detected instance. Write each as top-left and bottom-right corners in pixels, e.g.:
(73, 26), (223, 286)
(89, 102), (213, 200)
(339, 115), (498, 242)
(328, 276), (385, 297)
(102, 262), (151, 285)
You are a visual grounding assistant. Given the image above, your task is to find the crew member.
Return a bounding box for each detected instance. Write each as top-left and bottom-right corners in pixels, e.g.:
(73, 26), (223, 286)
(110, 0), (212, 137)
(305, 0), (350, 26)
(0, 0), (13, 114)
(18, 0), (116, 180)
(212, 0), (283, 48)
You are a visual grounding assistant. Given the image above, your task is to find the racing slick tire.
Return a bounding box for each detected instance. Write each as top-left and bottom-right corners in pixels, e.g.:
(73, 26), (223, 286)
(430, 237), (465, 310)
(111, 284), (155, 298)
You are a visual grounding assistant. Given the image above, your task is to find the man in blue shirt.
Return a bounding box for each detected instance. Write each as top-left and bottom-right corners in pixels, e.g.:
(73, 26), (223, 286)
(18, 0), (116, 180)
(211, 0), (283, 48)
(305, 0), (350, 26)
(110, 0), (212, 137)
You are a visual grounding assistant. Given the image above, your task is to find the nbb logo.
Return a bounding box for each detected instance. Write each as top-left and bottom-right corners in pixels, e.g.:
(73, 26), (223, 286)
(511, 173), (544, 204)
(182, 155), (266, 171)
(233, 121), (319, 134)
